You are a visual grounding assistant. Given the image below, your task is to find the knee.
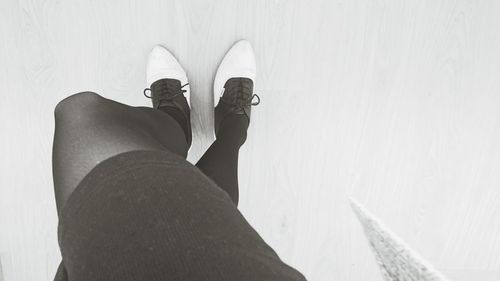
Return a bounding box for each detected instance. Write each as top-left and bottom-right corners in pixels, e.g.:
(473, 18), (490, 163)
(54, 92), (103, 119)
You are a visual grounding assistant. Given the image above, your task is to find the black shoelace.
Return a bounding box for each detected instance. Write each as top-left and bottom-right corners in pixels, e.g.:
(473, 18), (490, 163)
(220, 89), (261, 108)
(143, 83), (189, 109)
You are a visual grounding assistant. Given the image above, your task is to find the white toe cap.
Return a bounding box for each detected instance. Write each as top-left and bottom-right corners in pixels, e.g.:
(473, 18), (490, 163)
(214, 40), (257, 106)
(146, 45), (187, 87)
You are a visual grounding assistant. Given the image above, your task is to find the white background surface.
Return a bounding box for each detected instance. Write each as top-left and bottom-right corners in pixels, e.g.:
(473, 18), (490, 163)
(1, 0), (499, 280)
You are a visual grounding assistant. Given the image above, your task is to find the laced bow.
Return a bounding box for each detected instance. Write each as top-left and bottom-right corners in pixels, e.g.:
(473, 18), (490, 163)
(220, 88), (260, 108)
(143, 83), (189, 109)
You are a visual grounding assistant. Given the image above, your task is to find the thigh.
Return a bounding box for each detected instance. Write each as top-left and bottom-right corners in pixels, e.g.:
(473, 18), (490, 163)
(52, 92), (188, 212)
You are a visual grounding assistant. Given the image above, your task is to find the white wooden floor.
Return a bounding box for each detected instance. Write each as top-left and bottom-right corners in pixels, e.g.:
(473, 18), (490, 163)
(1, 0), (500, 280)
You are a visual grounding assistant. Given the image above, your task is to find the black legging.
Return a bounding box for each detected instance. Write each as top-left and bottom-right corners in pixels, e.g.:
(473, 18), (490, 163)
(53, 91), (246, 211)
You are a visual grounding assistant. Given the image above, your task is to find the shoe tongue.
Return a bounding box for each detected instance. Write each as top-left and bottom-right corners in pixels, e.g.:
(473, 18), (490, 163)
(222, 77), (254, 102)
(151, 78), (182, 108)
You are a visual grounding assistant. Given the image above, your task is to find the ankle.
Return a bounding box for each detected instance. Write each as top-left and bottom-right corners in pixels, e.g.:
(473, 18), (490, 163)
(161, 107), (190, 144)
(216, 115), (249, 146)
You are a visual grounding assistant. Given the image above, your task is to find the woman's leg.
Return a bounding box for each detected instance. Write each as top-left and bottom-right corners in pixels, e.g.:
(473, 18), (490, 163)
(195, 40), (259, 207)
(195, 115), (249, 206)
(52, 91), (188, 213)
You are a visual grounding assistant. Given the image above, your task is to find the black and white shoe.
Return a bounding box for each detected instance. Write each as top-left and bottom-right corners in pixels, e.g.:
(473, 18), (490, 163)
(213, 40), (260, 136)
(144, 45), (192, 146)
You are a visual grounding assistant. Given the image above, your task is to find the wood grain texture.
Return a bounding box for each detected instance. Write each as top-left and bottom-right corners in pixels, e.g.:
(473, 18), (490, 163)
(1, 0), (500, 280)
